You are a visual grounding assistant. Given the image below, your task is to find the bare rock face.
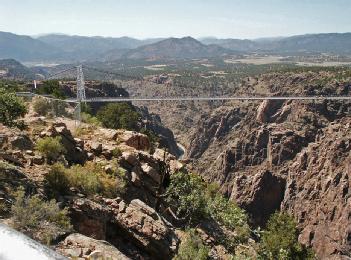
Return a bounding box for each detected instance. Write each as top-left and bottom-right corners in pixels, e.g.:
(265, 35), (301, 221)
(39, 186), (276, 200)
(57, 233), (130, 260)
(70, 198), (179, 259)
(256, 99), (284, 123)
(188, 108), (243, 159)
(231, 170), (286, 226)
(282, 118), (351, 259)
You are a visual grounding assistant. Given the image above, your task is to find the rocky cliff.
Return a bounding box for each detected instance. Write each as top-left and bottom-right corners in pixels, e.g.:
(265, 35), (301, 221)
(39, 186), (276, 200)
(183, 70), (351, 259)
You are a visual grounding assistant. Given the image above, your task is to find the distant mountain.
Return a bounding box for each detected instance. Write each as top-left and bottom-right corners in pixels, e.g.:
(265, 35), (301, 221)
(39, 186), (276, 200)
(264, 33), (351, 54)
(120, 37), (234, 60)
(0, 32), (61, 61)
(37, 34), (143, 60)
(200, 38), (260, 52)
(0, 59), (35, 79)
(200, 33), (351, 55)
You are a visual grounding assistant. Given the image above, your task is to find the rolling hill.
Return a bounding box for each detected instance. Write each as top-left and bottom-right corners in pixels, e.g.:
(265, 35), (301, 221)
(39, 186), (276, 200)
(0, 59), (36, 79)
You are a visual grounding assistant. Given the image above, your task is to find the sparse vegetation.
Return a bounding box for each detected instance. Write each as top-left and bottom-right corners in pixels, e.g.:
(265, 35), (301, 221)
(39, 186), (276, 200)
(45, 162), (126, 198)
(0, 88), (27, 128)
(36, 136), (66, 163)
(11, 188), (71, 244)
(33, 97), (51, 116)
(81, 112), (101, 126)
(174, 229), (209, 260)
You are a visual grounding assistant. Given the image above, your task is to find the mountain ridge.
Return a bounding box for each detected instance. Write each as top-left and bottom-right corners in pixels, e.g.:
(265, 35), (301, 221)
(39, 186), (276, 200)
(1, 31), (351, 62)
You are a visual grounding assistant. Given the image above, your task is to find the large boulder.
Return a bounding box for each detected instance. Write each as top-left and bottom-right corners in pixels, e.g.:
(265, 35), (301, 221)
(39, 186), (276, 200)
(70, 198), (179, 259)
(10, 134), (33, 151)
(57, 233), (130, 260)
(118, 131), (150, 151)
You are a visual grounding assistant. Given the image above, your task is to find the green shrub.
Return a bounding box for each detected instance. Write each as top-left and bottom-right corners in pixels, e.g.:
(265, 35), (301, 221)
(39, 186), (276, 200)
(33, 97), (51, 116)
(209, 195), (248, 230)
(45, 162), (126, 198)
(165, 172), (251, 252)
(259, 212), (315, 260)
(165, 173), (208, 225)
(208, 194), (250, 246)
(174, 229), (209, 260)
(0, 88), (27, 128)
(69, 162), (126, 198)
(97, 103), (141, 130)
(36, 136), (66, 163)
(35, 80), (65, 99)
(81, 112), (101, 126)
(45, 163), (70, 197)
(11, 188), (71, 244)
(111, 147), (122, 158)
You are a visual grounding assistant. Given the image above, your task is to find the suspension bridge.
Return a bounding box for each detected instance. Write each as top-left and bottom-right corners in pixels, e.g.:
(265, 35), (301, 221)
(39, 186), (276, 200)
(19, 64), (351, 102)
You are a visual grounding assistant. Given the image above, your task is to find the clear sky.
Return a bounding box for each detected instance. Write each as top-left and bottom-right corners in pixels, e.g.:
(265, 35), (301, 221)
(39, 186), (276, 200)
(0, 0), (350, 39)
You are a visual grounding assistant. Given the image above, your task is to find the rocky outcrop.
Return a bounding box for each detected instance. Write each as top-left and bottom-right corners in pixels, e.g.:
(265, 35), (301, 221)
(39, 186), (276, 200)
(70, 198), (179, 259)
(41, 122), (87, 165)
(256, 99), (285, 123)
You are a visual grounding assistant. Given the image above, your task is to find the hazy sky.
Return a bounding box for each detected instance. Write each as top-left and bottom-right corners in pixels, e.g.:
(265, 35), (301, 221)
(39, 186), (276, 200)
(0, 0), (350, 39)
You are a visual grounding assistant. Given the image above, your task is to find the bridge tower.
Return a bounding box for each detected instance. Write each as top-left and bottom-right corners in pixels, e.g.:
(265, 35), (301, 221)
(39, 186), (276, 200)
(76, 65), (86, 102)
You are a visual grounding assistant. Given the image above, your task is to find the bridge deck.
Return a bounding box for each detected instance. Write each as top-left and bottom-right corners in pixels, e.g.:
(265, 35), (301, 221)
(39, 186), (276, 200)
(77, 96), (351, 102)
(16, 93), (351, 102)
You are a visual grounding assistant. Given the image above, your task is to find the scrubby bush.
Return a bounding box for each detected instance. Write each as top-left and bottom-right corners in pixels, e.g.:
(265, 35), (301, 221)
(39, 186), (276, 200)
(33, 97), (51, 116)
(97, 103), (141, 130)
(35, 80), (65, 99)
(111, 147), (122, 158)
(11, 188), (71, 244)
(165, 173), (249, 232)
(259, 212), (315, 260)
(36, 136), (66, 163)
(165, 172), (251, 253)
(45, 162), (126, 198)
(45, 163), (70, 197)
(81, 112), (101, 126)
(165, 173), (208, 224)
(174, 229), (209, 260)
(0, 88), (27, 128)
(208, 194), (250, 245)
